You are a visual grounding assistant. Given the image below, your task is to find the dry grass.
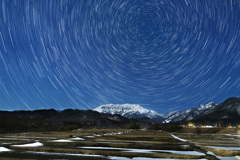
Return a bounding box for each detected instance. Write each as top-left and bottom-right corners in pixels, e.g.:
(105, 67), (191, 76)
(201, 146), (240, 156)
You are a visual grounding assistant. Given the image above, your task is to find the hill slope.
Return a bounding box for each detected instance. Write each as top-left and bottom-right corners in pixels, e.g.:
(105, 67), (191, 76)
(0, 109), (152, 133)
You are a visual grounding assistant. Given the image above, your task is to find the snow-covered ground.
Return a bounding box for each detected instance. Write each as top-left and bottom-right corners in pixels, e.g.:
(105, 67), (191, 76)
(170, 134), (188, 142)
(49, 139), (73, 142)
(71, 137), (85, 140)
(12, 142), (43, 147)
(0, 147), (12, 152)
(225, 134), (240, 137)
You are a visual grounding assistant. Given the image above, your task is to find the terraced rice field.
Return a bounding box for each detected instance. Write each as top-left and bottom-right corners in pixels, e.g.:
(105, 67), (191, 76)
(0, 129), (240, 159)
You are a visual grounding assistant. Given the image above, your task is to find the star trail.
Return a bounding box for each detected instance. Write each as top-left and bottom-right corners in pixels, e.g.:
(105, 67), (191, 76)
(0, 0), (239, 113)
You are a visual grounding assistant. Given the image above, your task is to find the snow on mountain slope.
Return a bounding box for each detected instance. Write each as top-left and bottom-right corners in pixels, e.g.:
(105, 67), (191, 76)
(163, 102), (217, 123)
(162, 111), (179, 119)
(94, 104), (164, 122)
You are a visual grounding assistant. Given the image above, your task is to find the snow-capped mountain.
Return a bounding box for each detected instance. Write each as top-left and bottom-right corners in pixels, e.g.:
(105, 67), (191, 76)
(93, 104), (165, 122)
(163, 102), (217, 123)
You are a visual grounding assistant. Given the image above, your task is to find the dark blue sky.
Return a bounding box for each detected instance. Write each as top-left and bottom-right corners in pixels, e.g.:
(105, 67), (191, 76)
(0, 0), (239, 113)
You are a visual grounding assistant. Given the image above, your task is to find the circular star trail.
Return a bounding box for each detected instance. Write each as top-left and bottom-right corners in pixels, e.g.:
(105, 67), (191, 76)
(0, 0), (239, 113)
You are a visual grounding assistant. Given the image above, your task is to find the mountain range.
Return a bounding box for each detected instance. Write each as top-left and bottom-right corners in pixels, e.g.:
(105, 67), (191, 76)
(193, 97), (240, 123)
(0, 97), (239, 133)
(94, 97), (240, 124)
(162, 102), (217, 123)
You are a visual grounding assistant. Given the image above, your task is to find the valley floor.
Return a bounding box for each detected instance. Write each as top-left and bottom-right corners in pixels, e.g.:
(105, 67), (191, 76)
(0, 129), (240, 160)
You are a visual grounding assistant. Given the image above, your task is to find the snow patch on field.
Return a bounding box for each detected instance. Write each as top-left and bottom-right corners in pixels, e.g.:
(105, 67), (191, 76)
(12, 142), (43, 147)
(50, 139), (73, 142)
(0, 147), (12, 152)
(71, 137), (85, 140)
(170, 134), (188, 142)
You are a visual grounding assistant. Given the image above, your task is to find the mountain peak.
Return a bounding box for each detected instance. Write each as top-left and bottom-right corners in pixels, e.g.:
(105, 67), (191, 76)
(94, 104), (146, 115)
(196, 102), (217, 111)
(94, 104), (164, 122)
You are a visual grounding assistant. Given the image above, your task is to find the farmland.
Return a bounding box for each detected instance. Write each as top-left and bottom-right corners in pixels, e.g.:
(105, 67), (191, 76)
(0, 129), (240, 160)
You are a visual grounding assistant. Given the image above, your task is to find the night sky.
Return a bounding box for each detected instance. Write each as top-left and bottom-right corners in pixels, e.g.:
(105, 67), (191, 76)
(0, 0), (239, 113)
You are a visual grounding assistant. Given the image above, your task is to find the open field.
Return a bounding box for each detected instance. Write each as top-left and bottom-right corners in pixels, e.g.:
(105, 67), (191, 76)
(0, 128), (240, 159)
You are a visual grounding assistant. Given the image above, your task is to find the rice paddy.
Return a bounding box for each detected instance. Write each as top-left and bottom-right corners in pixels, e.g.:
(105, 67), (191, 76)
(0, 129), (240, 159)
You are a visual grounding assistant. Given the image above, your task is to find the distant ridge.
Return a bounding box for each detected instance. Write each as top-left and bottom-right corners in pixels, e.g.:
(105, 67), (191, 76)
(0, 109), (154, 133)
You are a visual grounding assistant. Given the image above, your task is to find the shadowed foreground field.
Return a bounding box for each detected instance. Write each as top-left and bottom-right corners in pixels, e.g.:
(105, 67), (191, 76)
(0, 129), (240, 160)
